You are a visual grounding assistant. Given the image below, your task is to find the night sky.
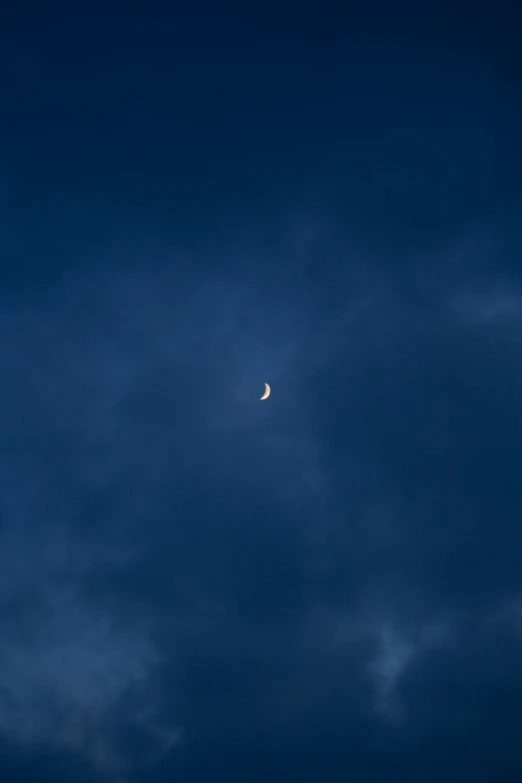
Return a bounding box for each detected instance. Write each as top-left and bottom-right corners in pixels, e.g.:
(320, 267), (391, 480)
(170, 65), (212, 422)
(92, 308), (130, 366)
(1, 2), (521, 781)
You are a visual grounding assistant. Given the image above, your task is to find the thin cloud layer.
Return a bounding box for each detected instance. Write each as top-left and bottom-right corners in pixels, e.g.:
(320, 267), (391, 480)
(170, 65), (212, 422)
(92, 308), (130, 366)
(0, 225), (521, 780)
(0, 255), (347, 774)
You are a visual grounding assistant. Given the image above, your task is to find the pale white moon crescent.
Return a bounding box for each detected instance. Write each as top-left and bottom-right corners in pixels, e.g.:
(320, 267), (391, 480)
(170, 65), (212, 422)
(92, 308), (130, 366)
(260, 383), (271, 400)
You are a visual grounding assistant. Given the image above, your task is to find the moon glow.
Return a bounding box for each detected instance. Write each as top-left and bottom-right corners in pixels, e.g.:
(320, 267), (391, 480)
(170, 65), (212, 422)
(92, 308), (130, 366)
(260, 383), (271, 400)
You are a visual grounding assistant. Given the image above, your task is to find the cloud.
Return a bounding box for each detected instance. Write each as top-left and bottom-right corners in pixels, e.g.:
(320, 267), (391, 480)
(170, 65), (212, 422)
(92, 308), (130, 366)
(0, 225), (521, 780)
(367, 616), (453, 723)
(0, 253), (353, 774)
(0, 597), (157, 770)
(0, 519), (179, 777)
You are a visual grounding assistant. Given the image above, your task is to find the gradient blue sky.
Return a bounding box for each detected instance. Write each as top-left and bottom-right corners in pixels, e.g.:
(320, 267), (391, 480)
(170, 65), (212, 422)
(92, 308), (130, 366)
(1, 2), (521, 781)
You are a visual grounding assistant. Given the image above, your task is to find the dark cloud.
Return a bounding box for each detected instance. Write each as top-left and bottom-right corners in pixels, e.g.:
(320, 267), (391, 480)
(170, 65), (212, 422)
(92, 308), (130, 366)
(0, 215), (520, 781)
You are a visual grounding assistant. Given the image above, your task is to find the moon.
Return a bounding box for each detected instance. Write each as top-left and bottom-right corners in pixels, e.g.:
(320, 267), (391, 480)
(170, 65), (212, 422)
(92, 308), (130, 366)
(260, 383), (271, 400)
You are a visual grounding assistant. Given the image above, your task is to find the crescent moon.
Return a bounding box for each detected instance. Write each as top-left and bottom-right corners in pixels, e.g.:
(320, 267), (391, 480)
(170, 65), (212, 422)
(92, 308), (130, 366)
(260, 383), (271, 400)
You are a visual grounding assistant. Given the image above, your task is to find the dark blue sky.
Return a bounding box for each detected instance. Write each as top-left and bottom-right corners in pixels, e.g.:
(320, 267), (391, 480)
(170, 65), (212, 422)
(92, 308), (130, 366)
(1, 2), (521, 781)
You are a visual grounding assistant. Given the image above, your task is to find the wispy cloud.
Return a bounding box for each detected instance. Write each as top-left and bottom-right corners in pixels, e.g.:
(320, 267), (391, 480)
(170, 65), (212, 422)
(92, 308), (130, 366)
(1, 224), (521, 776)
(0, 255), (352, 772)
